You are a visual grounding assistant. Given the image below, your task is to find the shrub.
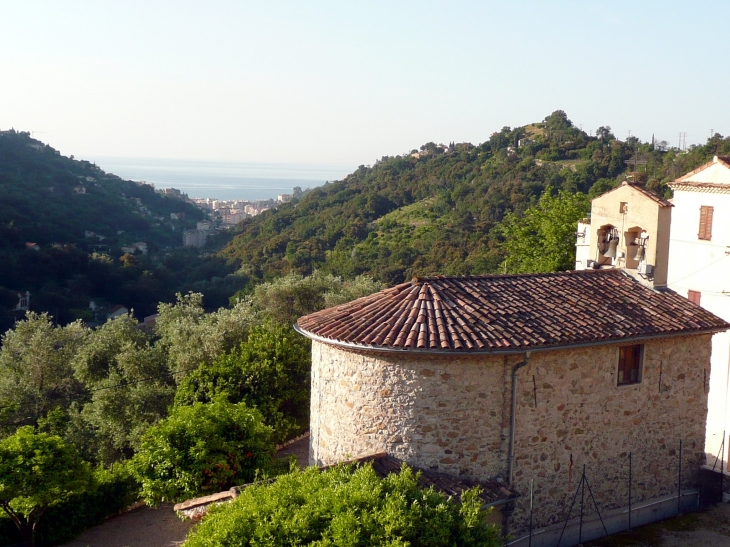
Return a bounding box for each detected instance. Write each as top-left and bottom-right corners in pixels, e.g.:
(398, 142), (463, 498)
(131, 399), (274, 505)
(0, 465), (138, 547)
(174, 322), (310, 442)
(183, 463), (503, 547)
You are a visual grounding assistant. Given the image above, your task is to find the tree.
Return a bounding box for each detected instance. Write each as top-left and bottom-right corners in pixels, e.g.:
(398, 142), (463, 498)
(72, 314), (174, 464)
(496, 187), (590, 274)
(249, 271), (383, 326)
(131, 399), (274, 505)
(0, 427), (91, 546)
(175, 322), (311, 441)
(155, 292), (255, 379)
(0, 313), (87, 435)
(183, 463), (503, 547)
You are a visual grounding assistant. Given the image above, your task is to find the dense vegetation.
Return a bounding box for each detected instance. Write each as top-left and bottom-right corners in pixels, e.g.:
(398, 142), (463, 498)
(0, 273), (380, 545)
(183, 463), (502, 547)
(0, 130), (245, 328)
(221, 111), (730, 282)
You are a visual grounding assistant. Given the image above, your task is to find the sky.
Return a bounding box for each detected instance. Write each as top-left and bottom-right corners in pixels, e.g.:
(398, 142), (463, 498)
(1, 1), (728, 166)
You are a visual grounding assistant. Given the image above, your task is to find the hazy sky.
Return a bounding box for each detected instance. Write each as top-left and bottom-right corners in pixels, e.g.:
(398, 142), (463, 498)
(1, 1), (728, 165)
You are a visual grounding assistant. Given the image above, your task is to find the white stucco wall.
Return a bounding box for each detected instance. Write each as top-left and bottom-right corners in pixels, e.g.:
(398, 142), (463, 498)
(668, 188), (730, 460)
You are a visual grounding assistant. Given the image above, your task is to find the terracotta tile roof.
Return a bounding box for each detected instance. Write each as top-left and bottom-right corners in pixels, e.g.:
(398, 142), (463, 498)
(346, 453), (517, 506)
(174, 451), (517, 518)
(296, 270), (729, 353)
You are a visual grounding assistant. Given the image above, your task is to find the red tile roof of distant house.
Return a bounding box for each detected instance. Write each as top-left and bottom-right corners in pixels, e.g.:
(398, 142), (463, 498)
(296, 269), (729, 354)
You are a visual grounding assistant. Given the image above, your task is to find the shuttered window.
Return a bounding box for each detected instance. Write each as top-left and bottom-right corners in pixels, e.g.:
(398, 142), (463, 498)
(699, 206), (714, 241)
(688, 290), (701, 305)
(617, 344), (642, 386)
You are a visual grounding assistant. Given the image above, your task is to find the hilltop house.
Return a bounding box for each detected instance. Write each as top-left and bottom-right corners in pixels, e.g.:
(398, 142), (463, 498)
(296, 270), (728, 542)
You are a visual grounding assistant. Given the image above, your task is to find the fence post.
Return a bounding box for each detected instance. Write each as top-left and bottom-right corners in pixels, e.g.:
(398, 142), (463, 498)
(528, 479), (533, 547)
(579, 465), (586, 544)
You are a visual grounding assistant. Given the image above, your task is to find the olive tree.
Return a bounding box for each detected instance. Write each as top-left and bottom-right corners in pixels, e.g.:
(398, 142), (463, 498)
(0, 313), (87, 435)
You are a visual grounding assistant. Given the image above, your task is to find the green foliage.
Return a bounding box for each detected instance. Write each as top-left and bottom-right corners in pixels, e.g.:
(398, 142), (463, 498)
(219, 112), (730, 285)
(155, 292), (256, 379)
(35, 464), (138, 546)
(0, 426), (92, 546)
(175, 322), (311, 441)
(496, 187), (589, 274)
(71, 314), (175, 464)
(0, 130), (218, 325)
(183, 463), (502, 547)
(0, 313), (87, 435)
(247, 270), (384, 325)
(131, 399), (274, 505)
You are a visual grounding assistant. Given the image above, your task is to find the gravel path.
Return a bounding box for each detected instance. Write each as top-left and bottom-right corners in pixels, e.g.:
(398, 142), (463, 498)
(60, 504), (195, 547)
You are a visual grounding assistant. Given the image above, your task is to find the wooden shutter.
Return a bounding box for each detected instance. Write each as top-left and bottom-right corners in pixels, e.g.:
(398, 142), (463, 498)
(699, 206), (714, 241)
(688, 290), (701, 305)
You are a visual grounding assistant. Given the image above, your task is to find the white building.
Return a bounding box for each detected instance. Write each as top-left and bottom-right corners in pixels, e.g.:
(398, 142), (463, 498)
(577, 156), (730, 463)
(667, 155), (730, 460)
(183, 229), (207, 248)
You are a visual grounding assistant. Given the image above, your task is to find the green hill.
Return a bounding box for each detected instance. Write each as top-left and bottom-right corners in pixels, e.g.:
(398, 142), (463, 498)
(221, 110), (729, 284)
(0, 130), (245, 328)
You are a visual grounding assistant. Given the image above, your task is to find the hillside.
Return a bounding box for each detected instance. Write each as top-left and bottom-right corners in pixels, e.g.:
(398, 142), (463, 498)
(0, 130), (243, 328)
(220, 111), (730, 284)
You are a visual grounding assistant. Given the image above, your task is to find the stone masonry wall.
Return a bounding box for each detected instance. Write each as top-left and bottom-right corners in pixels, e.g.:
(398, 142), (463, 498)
(309, 334), (711, 534)
(310, 340), (514, 479)
(509, 334), (710, 532)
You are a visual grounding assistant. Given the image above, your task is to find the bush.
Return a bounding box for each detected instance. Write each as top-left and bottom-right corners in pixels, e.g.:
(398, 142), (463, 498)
(174, 322), (310, 442)
(37, 465), (139, 545)
(0, 465), (138, 547)
(183, 463), (503, 547)
(131, 399), (274, 505)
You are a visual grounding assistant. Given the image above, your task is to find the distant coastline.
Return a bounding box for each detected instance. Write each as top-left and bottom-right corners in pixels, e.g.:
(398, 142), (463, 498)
(87, 156), (356, 201)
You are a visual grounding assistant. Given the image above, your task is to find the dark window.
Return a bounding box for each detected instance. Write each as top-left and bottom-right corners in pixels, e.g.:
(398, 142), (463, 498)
(688, 290), (701, 306)
(699, 206), (714, 241)
(618, 344), (642, 386)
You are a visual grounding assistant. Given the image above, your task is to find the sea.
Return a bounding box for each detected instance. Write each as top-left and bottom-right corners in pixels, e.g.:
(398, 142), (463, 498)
(88, 156), (356, 201)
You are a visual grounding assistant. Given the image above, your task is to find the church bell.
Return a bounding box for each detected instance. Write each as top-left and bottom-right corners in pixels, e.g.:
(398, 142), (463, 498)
(603, 238), (618, 259)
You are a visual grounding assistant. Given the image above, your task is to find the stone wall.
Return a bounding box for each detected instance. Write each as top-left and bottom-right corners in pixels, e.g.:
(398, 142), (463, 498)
(309, 334), (711, 534)
(509, 334), (710, 532)
(310, 341), (515, 479)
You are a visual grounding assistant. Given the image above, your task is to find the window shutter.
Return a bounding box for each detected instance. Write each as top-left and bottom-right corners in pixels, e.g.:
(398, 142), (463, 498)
(699, 206), (714, 241)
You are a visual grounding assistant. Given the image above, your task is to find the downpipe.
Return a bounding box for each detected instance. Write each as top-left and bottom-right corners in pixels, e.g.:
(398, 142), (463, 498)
(508, 352), (531, 485)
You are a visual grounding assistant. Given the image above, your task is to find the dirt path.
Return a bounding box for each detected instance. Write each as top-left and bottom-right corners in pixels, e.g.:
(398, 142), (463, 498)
(60, 504), (195, 547)
(585, 502), (730, 547)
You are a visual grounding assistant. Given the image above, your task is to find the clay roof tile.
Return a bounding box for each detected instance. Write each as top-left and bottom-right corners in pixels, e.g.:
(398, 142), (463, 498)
(296, 270), (730, 353)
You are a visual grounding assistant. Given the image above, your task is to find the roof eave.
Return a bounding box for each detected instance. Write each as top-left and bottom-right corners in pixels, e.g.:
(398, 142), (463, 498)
(294, 324), (729, 356)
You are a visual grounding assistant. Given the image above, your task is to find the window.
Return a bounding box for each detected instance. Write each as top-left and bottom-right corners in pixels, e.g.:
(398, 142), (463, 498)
(699, 206), (714, 241)
(617, 344), (642, 386)
(688, 290), (701, 306)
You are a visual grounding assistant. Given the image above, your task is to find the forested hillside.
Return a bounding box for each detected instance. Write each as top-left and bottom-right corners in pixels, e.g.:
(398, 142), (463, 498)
(221, 111), (730, 284)
(0, 130), (243, 328)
